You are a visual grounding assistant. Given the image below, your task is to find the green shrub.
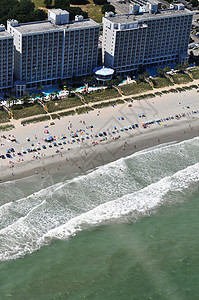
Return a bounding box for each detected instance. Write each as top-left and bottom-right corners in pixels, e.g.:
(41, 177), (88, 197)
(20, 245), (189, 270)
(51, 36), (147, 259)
(21, 115), (50, 125)
(76, 106), (94, 114)
(0, 124), (14, 131)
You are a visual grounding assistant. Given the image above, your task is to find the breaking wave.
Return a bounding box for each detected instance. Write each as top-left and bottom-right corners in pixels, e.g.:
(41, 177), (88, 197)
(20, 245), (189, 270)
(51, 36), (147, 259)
(0, 137), (199, 261)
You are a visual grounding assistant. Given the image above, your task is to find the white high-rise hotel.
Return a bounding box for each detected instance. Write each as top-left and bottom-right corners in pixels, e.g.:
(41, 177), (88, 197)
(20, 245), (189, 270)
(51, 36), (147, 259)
(0, 5), (193, 93)
(102, 4), (193, 74)
(7, 9), (100, 90)
(0, 25), (13, 93)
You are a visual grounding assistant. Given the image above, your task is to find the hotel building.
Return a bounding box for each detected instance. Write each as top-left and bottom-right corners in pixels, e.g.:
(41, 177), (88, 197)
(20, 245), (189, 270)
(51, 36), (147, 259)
(0, 25), (13, 93)
(102, 5), (193, 74)
(7, 9), (100, 91)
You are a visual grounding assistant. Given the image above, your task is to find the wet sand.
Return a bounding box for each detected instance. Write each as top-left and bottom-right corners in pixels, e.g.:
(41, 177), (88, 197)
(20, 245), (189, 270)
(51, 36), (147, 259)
(0, 89), (199, 183)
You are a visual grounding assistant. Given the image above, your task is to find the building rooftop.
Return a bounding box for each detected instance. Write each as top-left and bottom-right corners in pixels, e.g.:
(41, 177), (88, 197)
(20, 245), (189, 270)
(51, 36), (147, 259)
(12, 18), (100, 35)
(49, 9), (69, 15)
(0, 30), (12, 38)
(105, 8), (193, 24)
(94, 66), (114, 76)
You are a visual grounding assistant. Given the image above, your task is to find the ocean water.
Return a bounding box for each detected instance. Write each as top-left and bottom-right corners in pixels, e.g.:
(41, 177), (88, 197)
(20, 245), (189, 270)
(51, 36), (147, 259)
(1, 137), (199, 299)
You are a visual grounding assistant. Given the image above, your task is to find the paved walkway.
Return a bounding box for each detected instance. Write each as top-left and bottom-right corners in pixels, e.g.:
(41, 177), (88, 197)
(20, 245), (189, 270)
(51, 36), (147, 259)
(2, 78), (199, 130)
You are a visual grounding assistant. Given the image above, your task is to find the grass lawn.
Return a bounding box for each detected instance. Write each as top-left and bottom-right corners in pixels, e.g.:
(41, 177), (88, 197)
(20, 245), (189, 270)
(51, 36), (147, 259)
(153, 77), (173, 88)
(21, 115), (50, 125)
(32, 0), (45, 8)
(32, 0), (103, 22)
(190, 68), (199, 80)
(71, 0), (103, 23)
(121, 82), (152, 96)
(84, 88), (119, 103)
(92, 99), (124, 109)
(173, 73), (192, 84)
(0, 110), (10, 123)
(76, 106), (94, 114)
(0, 124), (14, 131)
(12, 104), (45, 120)
(46, 96), (82, 113)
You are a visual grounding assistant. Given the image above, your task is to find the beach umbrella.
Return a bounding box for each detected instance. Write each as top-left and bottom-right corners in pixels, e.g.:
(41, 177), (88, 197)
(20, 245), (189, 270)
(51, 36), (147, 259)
(46, 136), (53, 142)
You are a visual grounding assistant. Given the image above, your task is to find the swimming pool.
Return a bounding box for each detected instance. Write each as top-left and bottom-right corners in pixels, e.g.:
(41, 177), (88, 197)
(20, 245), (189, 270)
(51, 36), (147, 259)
(31, 88), (62, 98)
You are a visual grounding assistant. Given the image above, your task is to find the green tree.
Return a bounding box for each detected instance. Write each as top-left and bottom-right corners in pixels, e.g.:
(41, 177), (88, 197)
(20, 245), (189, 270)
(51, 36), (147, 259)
(144, 72), (150, 78)
(183, 62), (189, 69)
(7, 97), (12, 108)
(54, 0), (70, 9)
(70, 0), (89, 4)
(21, 91), (30, 106)
(31, 93), (37, 101)
(157, 68), (165, 77)
(138, 74), (145, 82)
(163, 66), (171, 73)
(94, 0), (108, 4)
(44, 0), (52, 7)
(101, 4), (115, 14)
(0, 0), (46, 25)
(66, 7), (88, 20)
(7, 96), (17, 107)
(31, 9), (47, 21)
(190, 0), (198, 7)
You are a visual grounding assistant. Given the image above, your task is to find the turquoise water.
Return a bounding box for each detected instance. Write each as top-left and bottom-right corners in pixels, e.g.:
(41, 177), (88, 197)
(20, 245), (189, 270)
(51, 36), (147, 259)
(1, 137), (199, 299)
(30, 88), (61, 98)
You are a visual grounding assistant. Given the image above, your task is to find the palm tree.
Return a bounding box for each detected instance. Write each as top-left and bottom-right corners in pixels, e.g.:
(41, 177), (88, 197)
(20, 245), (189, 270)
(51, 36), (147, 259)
(12, 96), (19, 106)
(53, 90), (59, 100)
(37, 84), (43, 92)
(37, 91), (43, 99)
(157, 68), (165, 77)
(7, 97), (13, 108)
(144, 71), (150, 78)
(31, 93), (37, 100)
(163, 66), (171, 73)
(21, 92), (30, 106)
(138, 74), (145, 82)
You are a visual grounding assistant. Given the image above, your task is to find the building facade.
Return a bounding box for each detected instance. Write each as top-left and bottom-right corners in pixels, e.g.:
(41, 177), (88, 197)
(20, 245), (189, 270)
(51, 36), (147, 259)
(102, 6), (193, 74)
(7, 9), (100, 89)
(0, 25), (13, 93)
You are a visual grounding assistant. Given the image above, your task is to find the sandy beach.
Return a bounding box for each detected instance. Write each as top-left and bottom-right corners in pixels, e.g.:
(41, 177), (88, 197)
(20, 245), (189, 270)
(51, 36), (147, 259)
(0, 88), (199, 183)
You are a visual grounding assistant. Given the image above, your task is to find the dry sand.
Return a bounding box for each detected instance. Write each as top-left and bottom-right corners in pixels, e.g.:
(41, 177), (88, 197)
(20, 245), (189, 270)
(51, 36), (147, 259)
(0, 89), (199, 183)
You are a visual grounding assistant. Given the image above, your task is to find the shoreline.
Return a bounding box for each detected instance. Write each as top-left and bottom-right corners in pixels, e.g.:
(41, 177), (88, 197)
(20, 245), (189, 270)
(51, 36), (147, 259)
(1, 117), (199, 184)
(1, 88), (199, 183)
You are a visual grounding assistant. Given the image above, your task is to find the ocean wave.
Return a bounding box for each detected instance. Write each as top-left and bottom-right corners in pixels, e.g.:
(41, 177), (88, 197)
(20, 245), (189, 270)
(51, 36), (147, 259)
(43, 162), (199, 241)
(1, 136), (199, 261)
(0, 160), (199, 261)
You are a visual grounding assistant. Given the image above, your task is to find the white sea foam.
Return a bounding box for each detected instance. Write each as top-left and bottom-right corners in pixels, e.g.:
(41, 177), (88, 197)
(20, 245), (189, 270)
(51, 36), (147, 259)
(43, 162), (199, 241)
(1, 137), (199, 261)
(1, 160), (199, 261)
